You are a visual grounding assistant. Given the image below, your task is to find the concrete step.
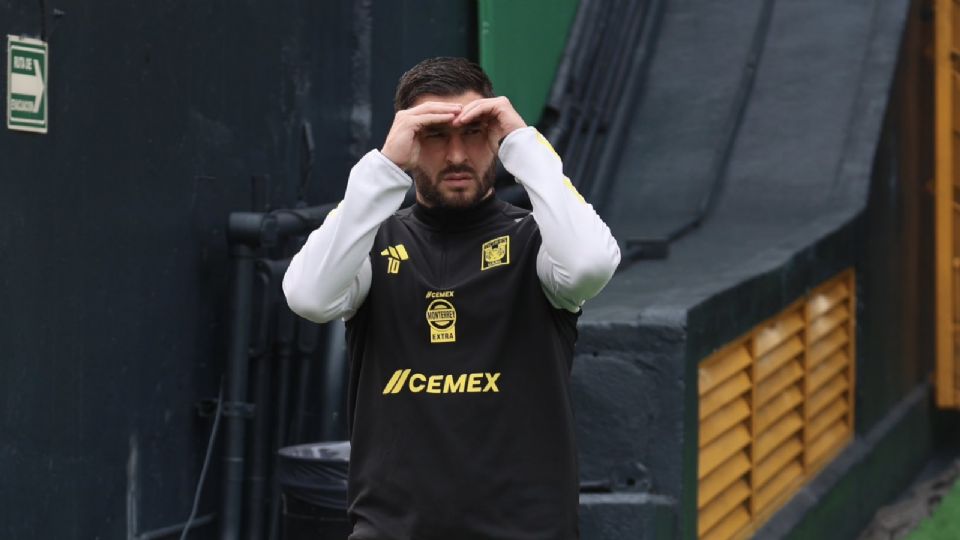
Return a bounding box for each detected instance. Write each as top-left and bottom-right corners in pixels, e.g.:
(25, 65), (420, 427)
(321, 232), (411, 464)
(579, 492), (677, 540)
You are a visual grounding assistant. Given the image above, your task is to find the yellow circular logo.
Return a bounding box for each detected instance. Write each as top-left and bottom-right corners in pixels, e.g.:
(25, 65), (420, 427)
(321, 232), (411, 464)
(425, 299), (457, 331)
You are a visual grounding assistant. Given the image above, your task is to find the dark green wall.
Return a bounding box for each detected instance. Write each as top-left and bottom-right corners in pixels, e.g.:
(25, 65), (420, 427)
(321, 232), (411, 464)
(854, 2), (936, 433)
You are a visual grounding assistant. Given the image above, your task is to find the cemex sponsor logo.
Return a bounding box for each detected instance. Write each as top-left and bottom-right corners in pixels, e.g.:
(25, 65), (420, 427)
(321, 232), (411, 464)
(382, 369), (500, 395)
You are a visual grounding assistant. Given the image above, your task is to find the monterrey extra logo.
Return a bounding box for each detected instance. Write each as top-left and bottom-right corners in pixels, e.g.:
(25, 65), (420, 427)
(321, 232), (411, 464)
(425, 292), (457, 343)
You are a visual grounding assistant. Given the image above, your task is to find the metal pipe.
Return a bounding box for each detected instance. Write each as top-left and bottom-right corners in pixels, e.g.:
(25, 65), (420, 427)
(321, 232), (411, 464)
(268, 279), (298, 540)
(219, 245), (256, 540)
(564, 0), (623, 175)
(244, 264), (276, 540)
(226, 204), (335, 248)
(572, 0), (646, 193)
(602, 2), (650, 128)
(292, 318), (322, 443)
(321, 319), (348, 441)
(245, 353), (271, 540)
(547, 0), (606, 151)
(218, 205), (333, 540)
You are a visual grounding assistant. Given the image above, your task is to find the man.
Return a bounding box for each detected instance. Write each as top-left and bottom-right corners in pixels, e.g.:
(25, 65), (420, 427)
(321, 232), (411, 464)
(283, 57), (620, 539)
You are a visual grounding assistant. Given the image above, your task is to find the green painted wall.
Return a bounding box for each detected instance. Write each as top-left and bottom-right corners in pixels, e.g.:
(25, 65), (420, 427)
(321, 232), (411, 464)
(478, 0), (579, 125)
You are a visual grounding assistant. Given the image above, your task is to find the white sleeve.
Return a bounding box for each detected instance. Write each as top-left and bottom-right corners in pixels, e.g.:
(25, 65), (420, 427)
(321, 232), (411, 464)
(282, 149), (411, 323)
(498, 127), (621, 312)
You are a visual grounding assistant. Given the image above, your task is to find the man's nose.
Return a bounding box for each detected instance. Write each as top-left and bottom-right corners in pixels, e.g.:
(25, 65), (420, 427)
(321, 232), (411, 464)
(446, 133), (467, 164)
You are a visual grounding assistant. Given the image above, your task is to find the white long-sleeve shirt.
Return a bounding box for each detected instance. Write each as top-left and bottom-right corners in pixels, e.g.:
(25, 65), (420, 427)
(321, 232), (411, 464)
(282, 126), (621, 322)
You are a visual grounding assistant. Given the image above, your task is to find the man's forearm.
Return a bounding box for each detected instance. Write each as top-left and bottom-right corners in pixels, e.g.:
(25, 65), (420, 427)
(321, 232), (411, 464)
(498, 127), (621, 311)
(282, 150), (411, 323)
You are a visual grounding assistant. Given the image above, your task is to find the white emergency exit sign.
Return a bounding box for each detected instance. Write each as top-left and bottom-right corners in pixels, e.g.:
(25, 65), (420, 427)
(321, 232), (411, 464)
(6, 35), (48, 133)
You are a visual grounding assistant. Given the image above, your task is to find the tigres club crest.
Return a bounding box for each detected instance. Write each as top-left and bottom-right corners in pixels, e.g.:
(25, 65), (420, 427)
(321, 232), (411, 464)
(425, 294), (457, 344)
(481, 235), (510, 271)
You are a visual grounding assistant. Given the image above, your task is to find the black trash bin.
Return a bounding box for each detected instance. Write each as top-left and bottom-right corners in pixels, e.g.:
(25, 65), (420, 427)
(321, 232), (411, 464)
(277, 441), (352, 540)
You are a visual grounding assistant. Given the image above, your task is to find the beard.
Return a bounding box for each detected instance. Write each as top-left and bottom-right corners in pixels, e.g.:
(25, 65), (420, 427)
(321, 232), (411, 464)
(412, 161), (497, 210)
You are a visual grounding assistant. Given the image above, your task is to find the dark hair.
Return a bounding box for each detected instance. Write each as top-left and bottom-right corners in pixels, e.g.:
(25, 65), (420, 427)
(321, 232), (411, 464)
(394, 57), (494, 111)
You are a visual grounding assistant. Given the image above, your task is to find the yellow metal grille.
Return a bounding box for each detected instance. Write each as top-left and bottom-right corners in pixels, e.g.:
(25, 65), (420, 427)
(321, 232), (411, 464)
(935, 0), (960, 408)
(697, 270), (856, 540)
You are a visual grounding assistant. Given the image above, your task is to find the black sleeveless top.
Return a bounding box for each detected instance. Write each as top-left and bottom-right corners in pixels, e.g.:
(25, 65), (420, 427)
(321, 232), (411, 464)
(344, 194), (581, 540)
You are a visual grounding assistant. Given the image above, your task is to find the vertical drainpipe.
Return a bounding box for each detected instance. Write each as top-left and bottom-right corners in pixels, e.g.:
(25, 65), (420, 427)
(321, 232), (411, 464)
(219, 207), (330, 540)
(267, 300), (298, 540)
(220, 240), (256, 540)
(321, 319), (347, 441)
(245, 263), (276, 540)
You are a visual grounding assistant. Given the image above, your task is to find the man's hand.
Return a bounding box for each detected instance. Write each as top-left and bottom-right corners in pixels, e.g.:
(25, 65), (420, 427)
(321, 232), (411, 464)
(452, 96), (527, 153)
(381, 102), (463, 169)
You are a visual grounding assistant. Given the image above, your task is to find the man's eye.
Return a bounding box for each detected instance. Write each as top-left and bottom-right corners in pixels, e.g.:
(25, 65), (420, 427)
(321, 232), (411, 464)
(424, 131), (445, 138)
(464, 126), (485, 135)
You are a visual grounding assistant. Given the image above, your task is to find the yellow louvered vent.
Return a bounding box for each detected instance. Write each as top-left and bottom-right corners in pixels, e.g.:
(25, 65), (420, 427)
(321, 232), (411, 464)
(697, 270), (856, 540)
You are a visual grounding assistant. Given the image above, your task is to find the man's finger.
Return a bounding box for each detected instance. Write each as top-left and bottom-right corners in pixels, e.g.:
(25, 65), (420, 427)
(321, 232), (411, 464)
(457, 98), (495, 119)
(406, 102), (463, 115)
(410, 112), (458, 128)
(455, 100), (498, 125)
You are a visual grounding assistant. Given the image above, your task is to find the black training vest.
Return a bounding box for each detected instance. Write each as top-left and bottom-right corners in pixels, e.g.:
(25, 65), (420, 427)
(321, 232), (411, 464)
(344, 194), (581, 540)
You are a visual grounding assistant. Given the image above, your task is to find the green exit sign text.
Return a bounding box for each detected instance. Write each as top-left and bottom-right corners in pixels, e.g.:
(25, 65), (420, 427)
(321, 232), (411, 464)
(7, 35), (48, 134)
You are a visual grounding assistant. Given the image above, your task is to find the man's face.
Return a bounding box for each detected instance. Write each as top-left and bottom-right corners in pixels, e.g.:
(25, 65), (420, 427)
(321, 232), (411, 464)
(409, 91), (496, 209)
